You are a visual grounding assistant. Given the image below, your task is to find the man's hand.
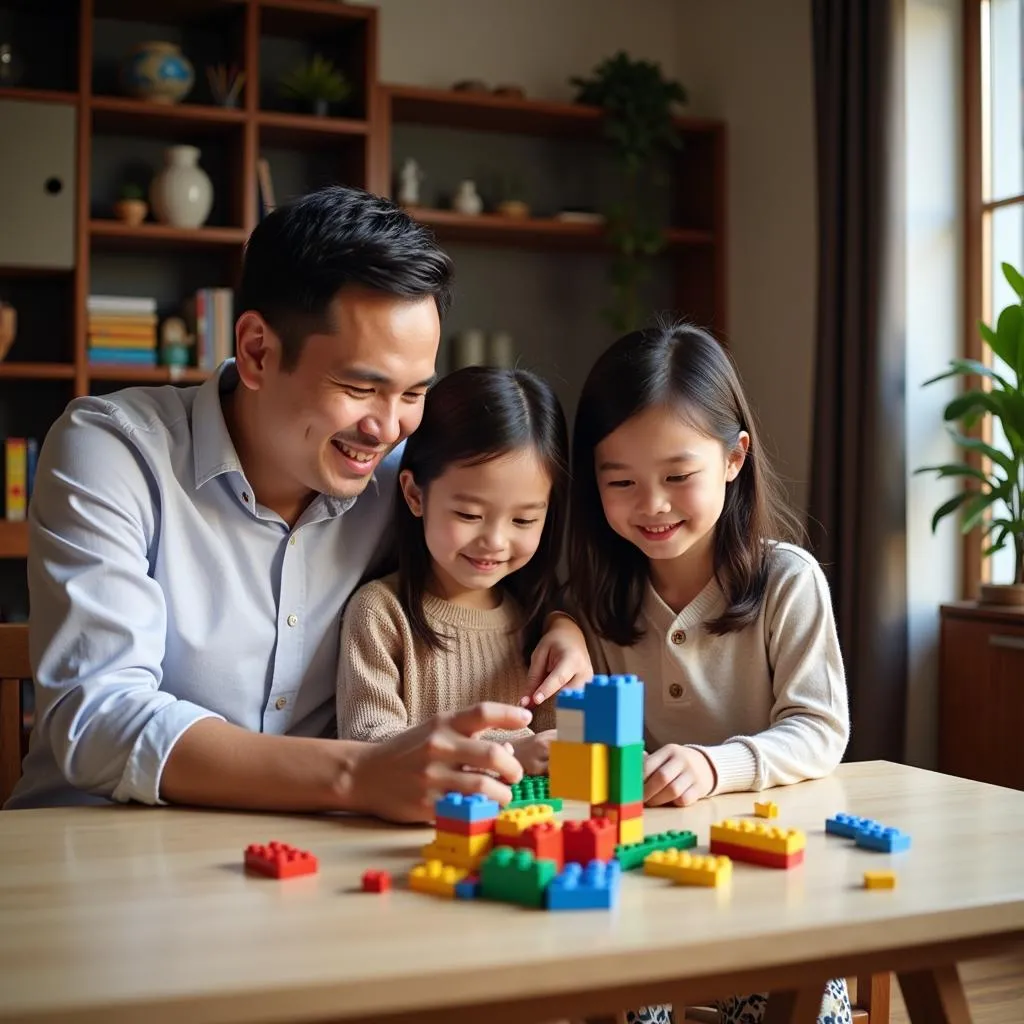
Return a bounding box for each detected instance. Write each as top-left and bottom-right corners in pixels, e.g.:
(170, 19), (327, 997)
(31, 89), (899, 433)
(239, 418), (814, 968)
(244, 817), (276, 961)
(510, 729), (556, 775)
(523, 613), (593, 707)
(643, 744), (716, 806)
(345, 703), (531, 824)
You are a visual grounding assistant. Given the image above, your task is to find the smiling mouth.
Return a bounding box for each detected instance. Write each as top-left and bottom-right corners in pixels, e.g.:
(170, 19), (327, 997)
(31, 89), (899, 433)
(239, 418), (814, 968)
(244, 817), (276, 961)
(463, 555), (506, 571)
(637, 521), (683, 540)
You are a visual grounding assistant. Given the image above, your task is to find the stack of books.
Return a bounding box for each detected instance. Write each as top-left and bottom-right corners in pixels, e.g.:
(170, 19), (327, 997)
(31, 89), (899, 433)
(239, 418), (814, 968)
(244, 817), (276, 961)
(3, 438), (38, 521)
(185, 287), (234, 370)
(87, 295), (158, 368)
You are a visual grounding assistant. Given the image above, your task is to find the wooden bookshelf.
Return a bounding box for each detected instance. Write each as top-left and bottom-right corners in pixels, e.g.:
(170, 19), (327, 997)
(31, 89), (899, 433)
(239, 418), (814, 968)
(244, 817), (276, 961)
(0, 522), (29, 560)
(0, 363), (77, 381)
(87, 366), (210, 384)
(89, 221), (250, 249)
(0, 87), (79, 107)
(91, 96), (247, 138)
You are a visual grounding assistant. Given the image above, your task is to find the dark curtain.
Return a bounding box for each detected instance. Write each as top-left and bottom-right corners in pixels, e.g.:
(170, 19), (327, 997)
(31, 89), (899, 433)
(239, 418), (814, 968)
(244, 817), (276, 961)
(808, 0), (908, 762)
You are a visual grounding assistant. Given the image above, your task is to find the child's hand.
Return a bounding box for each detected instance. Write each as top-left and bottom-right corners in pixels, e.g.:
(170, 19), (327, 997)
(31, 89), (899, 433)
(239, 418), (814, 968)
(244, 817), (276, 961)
(643, 744), (716, 806)
(523, 613), (594, 706)
(510, 730), (556, 775)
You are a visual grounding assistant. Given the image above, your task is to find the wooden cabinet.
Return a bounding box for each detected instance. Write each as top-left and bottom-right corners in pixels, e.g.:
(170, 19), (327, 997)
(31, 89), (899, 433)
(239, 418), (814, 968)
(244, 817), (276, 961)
(939, 601), (1024, 790)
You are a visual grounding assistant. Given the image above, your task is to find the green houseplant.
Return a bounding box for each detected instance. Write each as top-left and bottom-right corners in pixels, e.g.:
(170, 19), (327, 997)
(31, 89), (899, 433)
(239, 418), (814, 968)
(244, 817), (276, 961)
(279, 54), (351, 117)
(570, 52), (688, 333)
(918, 260), (1024, 602)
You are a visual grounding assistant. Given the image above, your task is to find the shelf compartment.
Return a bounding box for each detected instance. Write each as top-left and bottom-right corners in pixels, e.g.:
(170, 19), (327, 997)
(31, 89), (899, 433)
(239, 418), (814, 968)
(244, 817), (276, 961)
(89, 221), (248, 250)
(257, 110), (368, 147)
(91, 96), (246, 139)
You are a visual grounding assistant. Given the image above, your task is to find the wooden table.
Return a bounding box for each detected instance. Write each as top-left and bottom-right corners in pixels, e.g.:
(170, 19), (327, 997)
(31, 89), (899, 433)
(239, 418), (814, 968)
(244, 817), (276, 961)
(0, 761), (1021, 1024)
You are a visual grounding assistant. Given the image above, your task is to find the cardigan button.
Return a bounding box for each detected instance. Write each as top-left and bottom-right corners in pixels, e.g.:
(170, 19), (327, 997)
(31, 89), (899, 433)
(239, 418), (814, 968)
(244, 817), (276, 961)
(669, 683), (684, 699)
(671, 629), (686, 645)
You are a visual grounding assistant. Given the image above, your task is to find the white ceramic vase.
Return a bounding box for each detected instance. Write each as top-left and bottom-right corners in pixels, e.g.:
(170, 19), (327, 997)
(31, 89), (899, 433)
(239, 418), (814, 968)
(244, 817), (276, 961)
(452, 180), (483, 216)
(150, 145), (213, 228)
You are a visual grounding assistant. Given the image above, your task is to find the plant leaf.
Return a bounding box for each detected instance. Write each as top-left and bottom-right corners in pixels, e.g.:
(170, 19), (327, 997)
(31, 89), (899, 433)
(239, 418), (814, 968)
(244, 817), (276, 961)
(913, 462), (997, 485)
(947, 431), (1017, 475)
(993, 304), (1023, 370)
(922, 359), (1012, 390)
(961, 490), (1000, 533)
(930, 491), (971, 532)
(1002, 262), (1024, 301)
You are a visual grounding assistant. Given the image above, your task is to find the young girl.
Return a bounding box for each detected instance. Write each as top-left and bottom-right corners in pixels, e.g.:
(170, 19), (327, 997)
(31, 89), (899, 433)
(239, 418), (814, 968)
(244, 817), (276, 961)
(570, 324), (852, 1024)
(337, 365), (569, 773)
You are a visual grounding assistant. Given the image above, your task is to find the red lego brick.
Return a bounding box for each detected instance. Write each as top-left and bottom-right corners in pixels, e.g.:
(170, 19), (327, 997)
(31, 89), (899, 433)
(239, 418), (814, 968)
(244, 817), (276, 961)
(361, 869), (392, 893)
(435, 815), (494, 837)
(592, 800), (644, 822)
(244, 841), (318, 879)
(709, 838), (804, 870)
(563, 818), (617, 865)
(516, 821), (564, 869)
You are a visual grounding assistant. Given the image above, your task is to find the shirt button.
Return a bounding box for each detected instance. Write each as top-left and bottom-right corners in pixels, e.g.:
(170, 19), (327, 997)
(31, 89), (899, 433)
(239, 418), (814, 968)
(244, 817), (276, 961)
(242, 492), (250, 504)
(287, 613), (298, 627)
(669, 683), (684, 699)
(671, 629), (686, 645)
(275, 696), (288, 710)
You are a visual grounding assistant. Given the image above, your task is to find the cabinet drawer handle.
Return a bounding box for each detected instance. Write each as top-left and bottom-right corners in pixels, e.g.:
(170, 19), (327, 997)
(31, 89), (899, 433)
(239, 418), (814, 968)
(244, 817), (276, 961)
(989, 635), (1024, 651)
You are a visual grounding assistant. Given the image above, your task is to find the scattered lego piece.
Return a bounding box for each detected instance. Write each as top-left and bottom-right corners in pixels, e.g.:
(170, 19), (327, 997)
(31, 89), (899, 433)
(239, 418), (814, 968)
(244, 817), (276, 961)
(609, 742), (644, 804)
(826, 813), (878, 839)
(615, 829), (697, 871)
(549, 739), (609, 803)
(710, 819), (805, 856)
(855, 824), (911, 853)
(584, 674), (644, 747)
(495, 805), (554, 838)
(408, 859), (469, 898)
(644, 850), (732, 887)
(480, 847), (558, 908)
(361, 869), (391, 893)
(555, 689), (586, 744)
(754, 800), (779, 819)
(244, 841), (318, 879)
(434, 792), (500, 823)
(506, 774), (563, 811)
(709, 839), (804, 869)
(454, 874), (481, 900)
(547, 860), (622, 910)
(864, 870), (897, 890)
(563, 818), (617, 865)
(435, 815), (494, 837)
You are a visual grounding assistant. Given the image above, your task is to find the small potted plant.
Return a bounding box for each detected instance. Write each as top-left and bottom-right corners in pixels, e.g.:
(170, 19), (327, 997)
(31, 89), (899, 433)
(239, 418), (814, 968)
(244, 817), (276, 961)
(114, 183), (148, 226)
(279, 54), (351, 117)
(917, 260), (1024, 605)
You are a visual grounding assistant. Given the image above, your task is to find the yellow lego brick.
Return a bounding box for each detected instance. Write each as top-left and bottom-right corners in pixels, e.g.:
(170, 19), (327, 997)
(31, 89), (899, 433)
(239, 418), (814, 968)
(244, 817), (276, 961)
(431, 830), (493, 858)
(495, 805), (555, 838)
(644, 849), (732, 887)
(754, 800), (779, 819)
(408, 859), (469, 897)
(421, 840), (488, 871)
(710, 818), (805, 855)
(549, 740), (608, 804)
(864, 870), (896, 890)
(618, 817), (645, 846)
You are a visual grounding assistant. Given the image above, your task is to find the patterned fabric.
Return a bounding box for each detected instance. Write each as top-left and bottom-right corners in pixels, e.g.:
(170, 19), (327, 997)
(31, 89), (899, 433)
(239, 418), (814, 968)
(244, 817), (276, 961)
(625, 978), (853, 1024)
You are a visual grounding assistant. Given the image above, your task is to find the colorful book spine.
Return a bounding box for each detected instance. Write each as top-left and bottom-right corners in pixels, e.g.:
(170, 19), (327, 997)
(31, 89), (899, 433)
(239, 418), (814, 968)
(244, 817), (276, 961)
(5, 439), (27, 522)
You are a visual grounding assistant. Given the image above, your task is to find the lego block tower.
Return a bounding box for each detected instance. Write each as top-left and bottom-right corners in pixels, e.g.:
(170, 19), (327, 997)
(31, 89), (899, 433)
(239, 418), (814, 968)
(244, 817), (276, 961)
(550, 675), (645, 845)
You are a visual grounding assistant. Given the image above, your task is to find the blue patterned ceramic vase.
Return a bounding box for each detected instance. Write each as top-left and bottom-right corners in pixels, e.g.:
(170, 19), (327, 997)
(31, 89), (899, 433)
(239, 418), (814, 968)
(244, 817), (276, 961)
(121, 41), (194, 104)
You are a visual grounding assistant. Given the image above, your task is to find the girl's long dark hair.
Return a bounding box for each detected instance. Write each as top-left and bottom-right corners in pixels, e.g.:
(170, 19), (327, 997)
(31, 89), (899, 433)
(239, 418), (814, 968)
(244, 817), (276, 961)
(397, 366), (569, 658)
(569, 322), (803, 645)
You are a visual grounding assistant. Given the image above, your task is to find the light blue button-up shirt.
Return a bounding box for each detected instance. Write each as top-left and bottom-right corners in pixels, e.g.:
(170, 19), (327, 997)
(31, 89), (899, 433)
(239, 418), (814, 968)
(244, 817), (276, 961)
(5, 361), (399, 809)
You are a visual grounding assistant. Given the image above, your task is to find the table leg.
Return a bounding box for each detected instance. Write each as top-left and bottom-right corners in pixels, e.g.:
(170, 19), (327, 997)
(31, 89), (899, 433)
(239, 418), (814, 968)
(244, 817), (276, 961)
(896, 965), (972, 1023)
(762, 985), (828, 1024)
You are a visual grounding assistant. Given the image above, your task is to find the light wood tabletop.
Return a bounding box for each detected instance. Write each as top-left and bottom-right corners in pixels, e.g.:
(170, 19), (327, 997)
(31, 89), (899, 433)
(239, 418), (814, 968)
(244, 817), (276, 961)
(0, 760), (1021, 1024)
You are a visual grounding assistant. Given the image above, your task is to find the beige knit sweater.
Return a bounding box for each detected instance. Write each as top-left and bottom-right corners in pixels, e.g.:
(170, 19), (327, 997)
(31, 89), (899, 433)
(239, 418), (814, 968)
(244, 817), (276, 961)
(586, 543), (850, 795)
(337, 572), (555, 743)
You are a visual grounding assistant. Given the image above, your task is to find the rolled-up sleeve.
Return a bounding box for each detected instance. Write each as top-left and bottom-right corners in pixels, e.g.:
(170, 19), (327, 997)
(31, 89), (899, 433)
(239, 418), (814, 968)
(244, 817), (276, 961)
(28, 401), (222, 805)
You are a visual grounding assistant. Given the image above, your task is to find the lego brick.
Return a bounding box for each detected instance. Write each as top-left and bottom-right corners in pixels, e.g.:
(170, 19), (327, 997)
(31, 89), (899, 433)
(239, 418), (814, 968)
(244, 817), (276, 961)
(409, 859), (468, 898)
(455, 875), (481, 899)
(754, 800), (779, 819)
(583, 674), (644, 747)
(547, 860), (622, 911)
(434, 792), (500, 823)
(592, 800), (644, 823)
(854, 825), (911, 853)
(436, 815), (494, 837)
(555, 698), (585, 744)
(549, 740), (608, 803)
(555, 688), (587, 711)
(421, 839), (489, 872)
(615, 830), (698, 871)
(709, 819), (806, 855)
(479, 847), (559, 908)
(617, 817), (645, 846)
(563, 818), (617, 865)
(709, 838), (804, 869)
(506, 774), (563, 811)
(431, 830), (494, 859)
(495, 805), (554, 838)
(644, 850), (732, 887)
(361, 869), (391, 893)
(609, 742), (644, 803)
(826, 813), (878, 839)
(244, 841), (318, 879)
(515, 821), (564, 869)
(864, 870), (897, 890)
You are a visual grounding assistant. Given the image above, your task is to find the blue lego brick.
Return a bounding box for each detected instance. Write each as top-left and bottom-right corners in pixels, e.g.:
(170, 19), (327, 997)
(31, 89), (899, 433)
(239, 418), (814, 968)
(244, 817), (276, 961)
(454, 876), (481, 900)
(555, 687), (586, 710)
(854, 824), (911, 853)
(435, 792), (500, 823)
(584, 674), (644, 747)
(826, 813), (878, 839)
(546, 860), (621, 911)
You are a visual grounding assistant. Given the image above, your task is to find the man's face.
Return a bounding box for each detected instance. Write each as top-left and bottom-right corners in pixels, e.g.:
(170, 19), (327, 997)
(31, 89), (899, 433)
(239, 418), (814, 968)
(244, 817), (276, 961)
(257, 287), (440, 503)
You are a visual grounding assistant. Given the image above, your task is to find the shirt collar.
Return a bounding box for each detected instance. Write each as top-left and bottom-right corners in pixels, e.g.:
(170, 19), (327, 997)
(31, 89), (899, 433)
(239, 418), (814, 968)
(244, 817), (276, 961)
(193, 360), (245, 489)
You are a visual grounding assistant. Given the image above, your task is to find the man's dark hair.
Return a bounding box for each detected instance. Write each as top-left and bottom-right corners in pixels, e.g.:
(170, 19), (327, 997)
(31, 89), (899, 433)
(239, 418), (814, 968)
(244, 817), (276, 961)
(239, 185), (454, 370)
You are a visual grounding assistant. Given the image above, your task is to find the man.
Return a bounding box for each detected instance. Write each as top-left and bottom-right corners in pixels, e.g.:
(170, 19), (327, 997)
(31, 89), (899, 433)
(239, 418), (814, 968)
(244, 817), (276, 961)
(6, 186), (589, 819)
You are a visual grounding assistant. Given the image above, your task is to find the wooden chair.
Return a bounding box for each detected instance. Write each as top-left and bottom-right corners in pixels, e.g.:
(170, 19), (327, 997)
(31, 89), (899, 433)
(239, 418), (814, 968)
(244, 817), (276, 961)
(0, 622), (31, 806)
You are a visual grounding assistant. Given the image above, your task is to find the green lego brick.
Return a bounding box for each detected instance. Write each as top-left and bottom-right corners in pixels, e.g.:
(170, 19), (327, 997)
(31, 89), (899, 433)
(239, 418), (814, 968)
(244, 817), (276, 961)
(506, 774), (563, 811)
(614, 829), (698, 871)
(480, 847), (559, 908)
(609, 743), (644, 803)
